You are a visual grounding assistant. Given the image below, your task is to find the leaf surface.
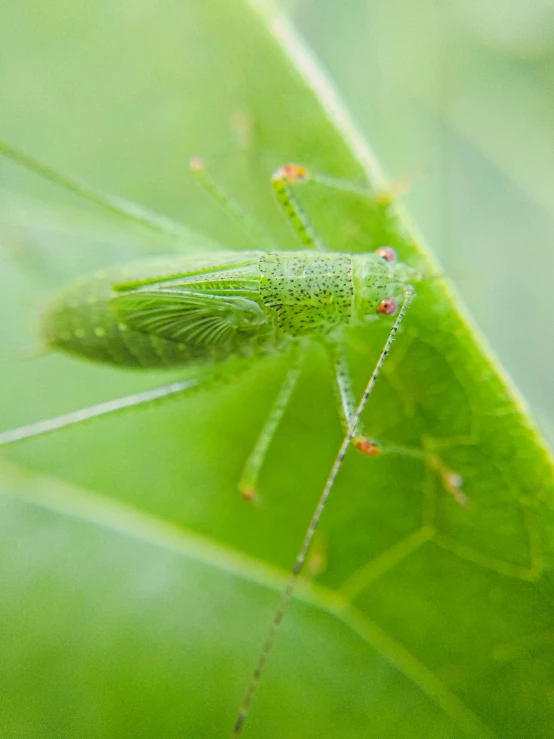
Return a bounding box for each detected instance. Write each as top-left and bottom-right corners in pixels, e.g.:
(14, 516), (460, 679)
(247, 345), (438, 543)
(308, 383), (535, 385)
(0, 1), (553, 738)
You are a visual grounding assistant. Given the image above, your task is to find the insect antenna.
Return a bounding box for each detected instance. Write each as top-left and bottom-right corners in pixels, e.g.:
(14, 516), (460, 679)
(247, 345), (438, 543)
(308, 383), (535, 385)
(233, 286), (415, 737)
(0, 137), (195, 244)
(190, 157), (276, 250)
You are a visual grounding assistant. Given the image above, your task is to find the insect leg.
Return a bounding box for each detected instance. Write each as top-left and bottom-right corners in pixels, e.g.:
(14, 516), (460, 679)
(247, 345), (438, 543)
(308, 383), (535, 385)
(271, 164), (326, 250)
(270, 164), (389, 249)
(0, 366), (246, 447)
(326, 342), (380, 456)
(233, 287), (415, 737)
(381, 444), (467, 506)
(308, 168), (420, 206)
(189, 158), (276, 250)
(239, 347), (303, 502)
(0, 138), (192, 243)
(298, 167), (426, 217)
(327, 344), (466, 502)
(276, 165), (413, 209)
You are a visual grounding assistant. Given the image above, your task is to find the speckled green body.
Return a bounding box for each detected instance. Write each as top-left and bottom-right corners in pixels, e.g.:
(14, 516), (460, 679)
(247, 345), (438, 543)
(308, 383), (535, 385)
(42, 250), (416, 369)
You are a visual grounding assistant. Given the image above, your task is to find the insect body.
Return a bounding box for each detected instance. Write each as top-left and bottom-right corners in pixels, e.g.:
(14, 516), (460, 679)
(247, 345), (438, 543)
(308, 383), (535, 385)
(0, 145), (456, 738)
(43, 249), (419, 370)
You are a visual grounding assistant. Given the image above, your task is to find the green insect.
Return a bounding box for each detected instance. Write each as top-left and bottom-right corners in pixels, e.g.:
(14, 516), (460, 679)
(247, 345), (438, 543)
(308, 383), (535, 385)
(0, 142), (463, 737)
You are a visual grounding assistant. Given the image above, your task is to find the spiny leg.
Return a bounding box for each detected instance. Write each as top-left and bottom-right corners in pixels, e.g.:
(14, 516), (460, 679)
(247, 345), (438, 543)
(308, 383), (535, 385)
(271, 164), (326, 251)
(270, 163), (400, 250)
(0, 365), (248, 447)
(327, 343), (465, 504)
(232, 287), (415, 737)
(239, 347), (303, 502)
(189, 157), (276, 250)
(272, 163), (419, 229)
(327, 342), (380, 456)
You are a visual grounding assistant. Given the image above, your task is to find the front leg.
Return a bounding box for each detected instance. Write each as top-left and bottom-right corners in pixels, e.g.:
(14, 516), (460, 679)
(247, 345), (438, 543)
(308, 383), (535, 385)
(271, 164), (326, 251)
(327, 343), (381, 456)
(326, 342), (466, 504)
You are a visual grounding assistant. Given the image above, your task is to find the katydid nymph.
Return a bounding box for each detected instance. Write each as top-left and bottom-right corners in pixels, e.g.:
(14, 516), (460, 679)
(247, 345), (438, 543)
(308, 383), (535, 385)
(0, 141), (464, 737)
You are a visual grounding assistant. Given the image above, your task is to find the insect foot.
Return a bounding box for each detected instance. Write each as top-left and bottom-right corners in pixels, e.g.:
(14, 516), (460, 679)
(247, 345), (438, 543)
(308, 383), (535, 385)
(373, 169), (423, 205)
(189, 156), (205, 174)
(239, 484), (259, 504)
(381, 444), (467, 506)
(429, 454), (467, 506)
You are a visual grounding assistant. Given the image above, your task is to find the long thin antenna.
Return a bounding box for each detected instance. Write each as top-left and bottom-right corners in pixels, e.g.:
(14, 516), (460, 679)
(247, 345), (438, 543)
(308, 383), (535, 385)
(233, 286), (415, 737)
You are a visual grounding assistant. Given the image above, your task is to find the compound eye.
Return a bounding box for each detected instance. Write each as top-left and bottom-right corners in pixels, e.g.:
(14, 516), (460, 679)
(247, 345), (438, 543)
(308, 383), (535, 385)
(377, 298), (398, 316)
(375, 246), (397, 263)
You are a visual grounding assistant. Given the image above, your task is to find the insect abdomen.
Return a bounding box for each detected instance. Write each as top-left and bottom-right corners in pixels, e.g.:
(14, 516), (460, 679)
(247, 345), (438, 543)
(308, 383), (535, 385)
(42, 275), (195, 368)
(41, 253), (277, 369)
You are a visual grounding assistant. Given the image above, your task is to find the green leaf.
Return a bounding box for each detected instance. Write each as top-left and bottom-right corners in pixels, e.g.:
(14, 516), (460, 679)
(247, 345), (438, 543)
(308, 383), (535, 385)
(0, 1), (553, 738)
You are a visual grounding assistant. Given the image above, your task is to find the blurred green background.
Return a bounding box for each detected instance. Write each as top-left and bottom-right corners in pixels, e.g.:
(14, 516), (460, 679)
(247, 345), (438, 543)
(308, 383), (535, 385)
(0, 1), (553, 738)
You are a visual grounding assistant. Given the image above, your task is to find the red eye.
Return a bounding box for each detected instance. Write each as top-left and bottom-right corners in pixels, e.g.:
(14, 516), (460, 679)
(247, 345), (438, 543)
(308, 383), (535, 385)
(377, 298), (398, 315)
(375, 246), (397, 263)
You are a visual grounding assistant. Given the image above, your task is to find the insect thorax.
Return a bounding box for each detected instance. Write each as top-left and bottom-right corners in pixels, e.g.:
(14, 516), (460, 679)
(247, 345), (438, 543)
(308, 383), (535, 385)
(259, 252), (395, 336)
